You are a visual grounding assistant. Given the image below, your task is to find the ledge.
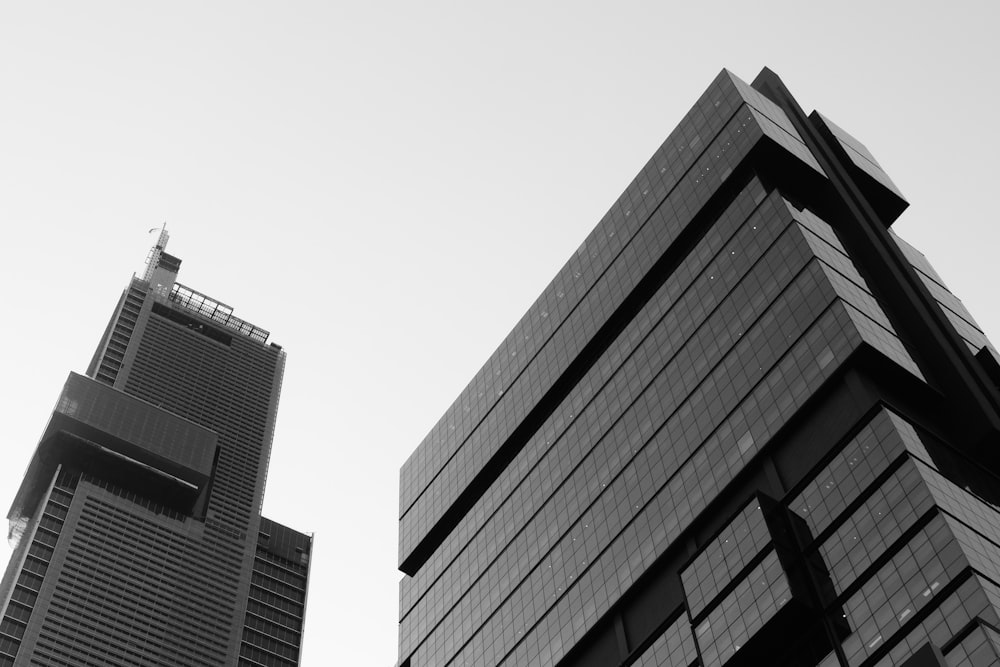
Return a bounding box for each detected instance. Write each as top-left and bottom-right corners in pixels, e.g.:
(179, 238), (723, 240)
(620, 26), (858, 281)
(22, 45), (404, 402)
(8, 372), (218, 524)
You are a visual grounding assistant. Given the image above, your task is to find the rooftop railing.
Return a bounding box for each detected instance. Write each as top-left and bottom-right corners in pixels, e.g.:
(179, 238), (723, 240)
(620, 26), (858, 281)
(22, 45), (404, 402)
(166, 282), (270, 343)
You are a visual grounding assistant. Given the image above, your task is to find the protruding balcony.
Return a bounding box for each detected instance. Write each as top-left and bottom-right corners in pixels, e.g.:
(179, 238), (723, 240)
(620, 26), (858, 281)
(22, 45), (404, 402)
(8, 372), (218, 543)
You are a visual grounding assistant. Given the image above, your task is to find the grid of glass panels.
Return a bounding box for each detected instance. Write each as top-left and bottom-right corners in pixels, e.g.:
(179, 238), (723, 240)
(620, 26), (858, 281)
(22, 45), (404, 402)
(399, 98), (803, 562)
(681, 413), (956, 667)
(460, 304), (865, 666)
(788, 208), (923, 381)
(399, 179), (773, 619)
(398, 70), (837, 568)
(889, 231), (947, 287)
(814, 112), (905, 201)
(839, 513), (965, 666)
(399, 69), (758, 514)
(945, 623), (1000, 667)
(819, 459), (935, 593)
(889, 230), (995, 357)
(790, 409), (920, 538)
(404, 191), (922, 660)
(749, 107), (824, 175)
(398, 181), (775, 618)
(693, 549), (790, 667)
(917, 460), (1000, 550)
(862, 575), (1000, 667)
(942, 517), (1000, 590)
(399, 193), (818, 651)
(405, 220), (851, 661)
(632, 613), (698, 667)
(392, 68), (976, 667)
(794, 409), (1000, 667)
(681, 498), (770, 619)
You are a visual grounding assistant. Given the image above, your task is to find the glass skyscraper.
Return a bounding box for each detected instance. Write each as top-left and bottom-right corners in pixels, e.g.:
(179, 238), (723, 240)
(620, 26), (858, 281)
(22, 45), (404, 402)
(0, 231), (311, 666)
(396, 68), (1000, 667)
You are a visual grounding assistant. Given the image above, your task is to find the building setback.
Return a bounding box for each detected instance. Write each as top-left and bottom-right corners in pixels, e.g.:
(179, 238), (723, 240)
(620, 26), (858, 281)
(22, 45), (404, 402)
(0, 231), (311, 666)
(396, 68), (1000, 667)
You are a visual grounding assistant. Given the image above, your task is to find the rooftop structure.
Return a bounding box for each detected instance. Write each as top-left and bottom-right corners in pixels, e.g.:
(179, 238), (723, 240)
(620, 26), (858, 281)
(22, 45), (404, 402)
(0, 232), (311, 666)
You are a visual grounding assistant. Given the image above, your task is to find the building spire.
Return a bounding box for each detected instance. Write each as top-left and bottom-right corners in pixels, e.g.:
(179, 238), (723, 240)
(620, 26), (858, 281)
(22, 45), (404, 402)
(142, 223), (170, 282)
(142, 223), (181, 298)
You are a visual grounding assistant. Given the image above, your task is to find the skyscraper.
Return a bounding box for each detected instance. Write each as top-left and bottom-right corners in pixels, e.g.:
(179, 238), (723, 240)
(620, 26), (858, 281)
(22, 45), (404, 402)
(396, 68), (1000, 667)
(0, 231), (311, 666)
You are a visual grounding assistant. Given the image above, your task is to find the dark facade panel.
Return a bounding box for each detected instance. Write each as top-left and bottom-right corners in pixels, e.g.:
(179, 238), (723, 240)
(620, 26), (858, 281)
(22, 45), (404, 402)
(397, 67), (1000, 667)
(397, 69), (825, 525)
(8, 372), (218, 530)
(813, 111), (907, 208)
(398, 189), (914, 666)
(240, 518), (312, 667)
(398, 79), (837, 574)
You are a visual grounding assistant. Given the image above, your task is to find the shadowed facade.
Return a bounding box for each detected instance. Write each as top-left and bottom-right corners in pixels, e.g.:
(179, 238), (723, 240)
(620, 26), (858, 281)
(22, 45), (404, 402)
(396, 68), (1000, 667)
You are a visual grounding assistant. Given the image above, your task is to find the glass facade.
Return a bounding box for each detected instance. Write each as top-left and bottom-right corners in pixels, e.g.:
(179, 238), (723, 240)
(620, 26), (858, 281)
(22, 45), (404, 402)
(0, 237), (311, 666)
(397, 67), (1000, 667)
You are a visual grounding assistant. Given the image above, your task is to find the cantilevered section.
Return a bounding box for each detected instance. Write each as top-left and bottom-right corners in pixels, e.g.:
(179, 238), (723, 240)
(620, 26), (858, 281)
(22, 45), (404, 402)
(7, 372), (218, 543)
(0, 232), (302, 667)
(397, 68), (831, 574)
(811, 111), (908, 223)
(396, 67), (1000, 667)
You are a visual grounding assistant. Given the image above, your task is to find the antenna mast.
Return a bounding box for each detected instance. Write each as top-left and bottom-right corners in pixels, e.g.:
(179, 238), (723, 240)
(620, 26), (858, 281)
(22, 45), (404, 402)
(143, 223), (169, 281)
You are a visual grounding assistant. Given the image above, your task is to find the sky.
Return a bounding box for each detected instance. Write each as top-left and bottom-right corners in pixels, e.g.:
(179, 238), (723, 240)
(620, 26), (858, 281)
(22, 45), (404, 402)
(1, 2), (999, 665)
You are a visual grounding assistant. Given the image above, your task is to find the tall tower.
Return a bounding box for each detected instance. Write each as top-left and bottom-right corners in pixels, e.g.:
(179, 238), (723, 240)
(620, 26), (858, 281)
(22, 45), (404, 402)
(0, 231), (311, 666)
(396, 69), (1000, 666)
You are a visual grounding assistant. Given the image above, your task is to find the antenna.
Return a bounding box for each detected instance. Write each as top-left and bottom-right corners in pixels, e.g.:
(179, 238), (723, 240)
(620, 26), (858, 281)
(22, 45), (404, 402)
(143, 223), (170, 281)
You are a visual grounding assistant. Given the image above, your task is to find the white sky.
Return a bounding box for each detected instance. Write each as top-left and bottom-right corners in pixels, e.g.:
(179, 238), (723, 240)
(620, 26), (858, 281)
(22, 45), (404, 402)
(1, 2), (998, 665)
